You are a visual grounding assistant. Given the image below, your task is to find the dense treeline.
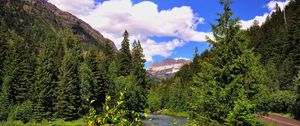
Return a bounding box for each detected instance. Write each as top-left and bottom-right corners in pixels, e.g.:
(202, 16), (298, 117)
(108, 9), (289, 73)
(148, 0), (300, 125)
(0, 14), (149, 123)
(247, 0), (300, 118)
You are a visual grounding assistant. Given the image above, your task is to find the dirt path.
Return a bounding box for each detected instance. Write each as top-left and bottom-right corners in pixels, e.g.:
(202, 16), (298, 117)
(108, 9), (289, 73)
(259, 114), (300, 126)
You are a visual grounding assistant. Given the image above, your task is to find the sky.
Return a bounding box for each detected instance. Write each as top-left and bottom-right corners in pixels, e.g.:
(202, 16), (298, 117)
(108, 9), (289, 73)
(48, 0), (291, 67)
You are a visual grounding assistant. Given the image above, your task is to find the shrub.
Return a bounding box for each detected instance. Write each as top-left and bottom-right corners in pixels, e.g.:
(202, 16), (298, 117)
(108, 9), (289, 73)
(270, 90), (296, 113)
(85, 92), (144, 126)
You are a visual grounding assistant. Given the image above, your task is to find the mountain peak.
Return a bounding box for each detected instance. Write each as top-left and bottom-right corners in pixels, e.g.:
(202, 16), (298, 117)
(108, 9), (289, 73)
(148, 58), (191, 80)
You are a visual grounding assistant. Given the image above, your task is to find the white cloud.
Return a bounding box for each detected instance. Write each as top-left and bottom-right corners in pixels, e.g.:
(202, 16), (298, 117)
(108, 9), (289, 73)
(239, 13), (269, 29)
(142, 39), (185, 62)
(174, 57), (191, 61)
(48, 0), (95, 16)
(240, 0), (291, 30)
(267, 0), (291, 11)
(48, 0), (211, 62)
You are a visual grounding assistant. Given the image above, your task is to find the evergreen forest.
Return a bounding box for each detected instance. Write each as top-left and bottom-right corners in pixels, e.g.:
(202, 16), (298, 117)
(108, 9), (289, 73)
(1, 0), (300, 125)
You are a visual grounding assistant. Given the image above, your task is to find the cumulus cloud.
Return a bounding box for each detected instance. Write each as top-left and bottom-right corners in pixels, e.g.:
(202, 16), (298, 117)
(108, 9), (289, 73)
(142, 39), (185, 61)
(240, 0), (291, 30)
(48, 0), (95, 16)
(48, 0), (210, 62)
(239, 13), (269, 29)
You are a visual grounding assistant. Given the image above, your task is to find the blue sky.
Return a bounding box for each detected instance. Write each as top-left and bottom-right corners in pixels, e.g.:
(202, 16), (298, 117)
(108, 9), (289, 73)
(49, 0), (290, 67)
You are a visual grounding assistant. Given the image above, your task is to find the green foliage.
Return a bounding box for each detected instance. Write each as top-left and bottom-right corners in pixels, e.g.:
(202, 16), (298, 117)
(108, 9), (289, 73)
(85, 49), (108, 109)
(55, 35), (82, 120)
(147, 87), (162, 112)
(32, 42), (57, 121)
(2, 30), (34, 104)
(8, 101), (33, 123)
(246, 0), (300, 90)
(114, 76), (146, 112)
(225, 98), (261, 126)
(79, 62), (93, 114)
(293, 74), (300, 119)
(85, 92), (144, 126)
(191, 0), (268, 124)
(0, 1), (157, 124)
(270, 90), (296, 113)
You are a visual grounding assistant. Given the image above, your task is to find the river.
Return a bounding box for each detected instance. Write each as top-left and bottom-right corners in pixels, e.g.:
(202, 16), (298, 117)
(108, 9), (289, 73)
(143, 114), (187, 126)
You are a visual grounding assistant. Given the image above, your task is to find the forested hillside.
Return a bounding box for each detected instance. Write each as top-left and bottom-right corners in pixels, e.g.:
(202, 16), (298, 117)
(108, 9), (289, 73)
(0, 0), (149, 125)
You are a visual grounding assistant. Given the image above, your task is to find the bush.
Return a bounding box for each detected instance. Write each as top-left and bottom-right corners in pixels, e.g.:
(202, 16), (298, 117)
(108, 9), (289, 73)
(225, 99), (262, 126)
(85, 92), (144, 126)
(270, 90), (296, 113)
(147, 89), (162, 112)
(8, 101), (33, 123)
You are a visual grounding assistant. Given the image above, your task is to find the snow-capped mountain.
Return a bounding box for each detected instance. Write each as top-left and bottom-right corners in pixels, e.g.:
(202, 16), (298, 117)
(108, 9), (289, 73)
(147, 58), (191, 80)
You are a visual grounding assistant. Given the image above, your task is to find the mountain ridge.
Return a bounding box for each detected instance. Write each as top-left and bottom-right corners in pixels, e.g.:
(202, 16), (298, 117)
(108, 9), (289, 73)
(1, 0), (116, 50)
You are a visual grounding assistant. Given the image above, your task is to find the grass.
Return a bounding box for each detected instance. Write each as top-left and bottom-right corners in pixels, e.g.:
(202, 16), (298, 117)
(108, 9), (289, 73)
(0, 118), (85, 126)
(269, 112), (294, 119)
(153, 109), (189, 118)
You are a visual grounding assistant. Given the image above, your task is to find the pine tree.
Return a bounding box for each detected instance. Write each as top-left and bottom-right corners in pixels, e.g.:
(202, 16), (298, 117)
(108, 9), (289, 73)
(117, 30), (132, 76)
(32, 43), (57, 121)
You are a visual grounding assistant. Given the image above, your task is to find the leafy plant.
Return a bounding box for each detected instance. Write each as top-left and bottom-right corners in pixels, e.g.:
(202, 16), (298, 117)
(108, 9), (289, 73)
(85, 92), (144, 126)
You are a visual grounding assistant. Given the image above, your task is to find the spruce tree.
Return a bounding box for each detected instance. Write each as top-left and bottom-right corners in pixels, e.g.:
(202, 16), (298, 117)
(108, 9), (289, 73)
(1, 30), (34, 104)
(78, 62), (93, 114)
(131, 40), (147, 112)
(85, 49), (108, 109)
(192, 0), (268, 123)
(131, 40), (147, 89)
(118, 30), (132, 76)
(55, 48), (80, 120)
(55, 31), (81, 120)
(32, 43), (57, 121)
(107, 61), (118, 104)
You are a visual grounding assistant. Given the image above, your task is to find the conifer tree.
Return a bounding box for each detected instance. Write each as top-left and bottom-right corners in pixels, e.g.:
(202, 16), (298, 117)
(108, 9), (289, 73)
(55, 48), (80, 120)
(0, 19), (8, 87)
(131, 40), (147, 112)
(192, 0), (268, 123)
(131, 40), (147, 89)
(85, 50), (108, 108)
(55, 31), (81, 120)
(107, 61), (118, 104)
(118, 30), (132, 76)
(32, 42), (57, 121)
(1, 30), (34, 104)
(78, 62), (93, 114)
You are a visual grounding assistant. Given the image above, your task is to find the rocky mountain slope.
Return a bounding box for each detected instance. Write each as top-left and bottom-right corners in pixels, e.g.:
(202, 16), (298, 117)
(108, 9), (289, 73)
(0, 0), (116, 50)
(147, 58), (191, 80)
